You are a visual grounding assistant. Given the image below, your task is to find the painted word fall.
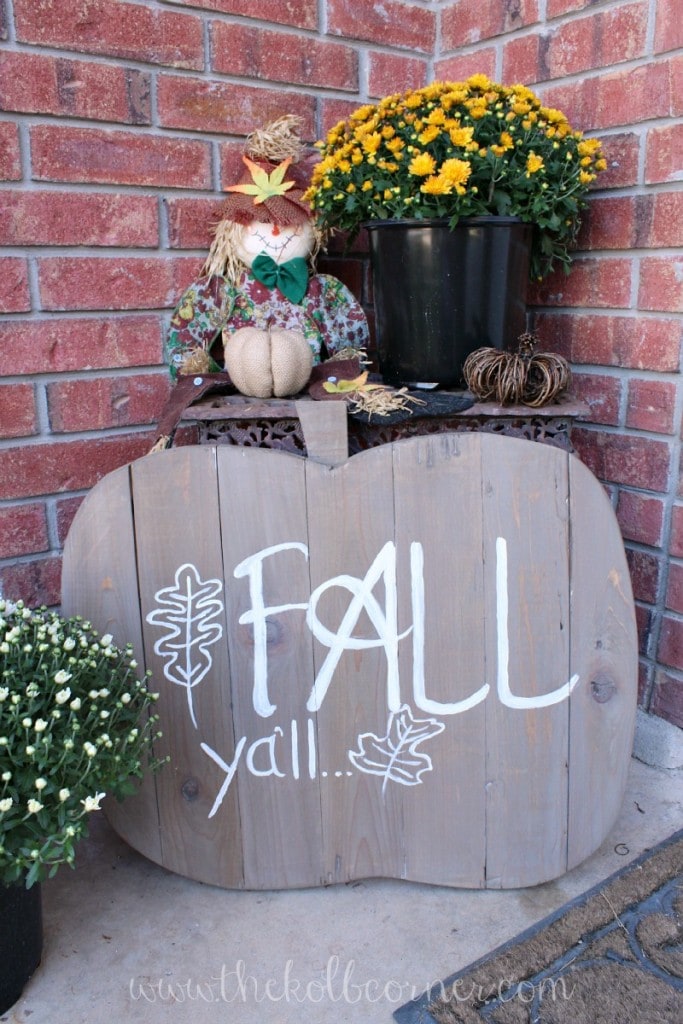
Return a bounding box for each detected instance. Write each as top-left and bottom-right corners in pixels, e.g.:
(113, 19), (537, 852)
(150, 537), (580, 817)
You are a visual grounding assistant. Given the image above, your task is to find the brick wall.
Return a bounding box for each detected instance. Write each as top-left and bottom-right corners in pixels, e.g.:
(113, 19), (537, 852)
(0, 0), (681, 730)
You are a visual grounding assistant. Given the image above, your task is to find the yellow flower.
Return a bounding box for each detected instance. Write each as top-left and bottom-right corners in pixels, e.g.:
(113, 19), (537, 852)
(420, 174), (452, 196)
(467, 73), (492, 91)
(449, 125), (475, 147)
(579, 170), (595, 185)
(526, 152), (544, 174)
(408, 152), (437, 176)
(361, 180), (373, 192)
(386, 137), (405, 154)
(418, 124), (441, 145)
(439, 158), (471, 193)
(361, 132), (382, 155)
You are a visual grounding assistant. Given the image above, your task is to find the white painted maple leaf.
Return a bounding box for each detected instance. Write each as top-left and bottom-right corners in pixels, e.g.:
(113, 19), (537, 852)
(348, 705), (445, 795)
(146, 563), (224, 729)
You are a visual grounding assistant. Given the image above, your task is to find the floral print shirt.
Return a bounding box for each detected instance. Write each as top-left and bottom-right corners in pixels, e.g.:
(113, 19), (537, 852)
(165, 270), (369, 378)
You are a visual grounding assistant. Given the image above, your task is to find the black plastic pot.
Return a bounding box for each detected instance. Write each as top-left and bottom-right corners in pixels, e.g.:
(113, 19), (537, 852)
(0, 881), (43, 1013)
(366, 217), (531, 389)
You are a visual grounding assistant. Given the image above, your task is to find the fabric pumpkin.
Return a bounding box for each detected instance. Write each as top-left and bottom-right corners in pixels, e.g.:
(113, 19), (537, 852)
(223, 326), (313, 398)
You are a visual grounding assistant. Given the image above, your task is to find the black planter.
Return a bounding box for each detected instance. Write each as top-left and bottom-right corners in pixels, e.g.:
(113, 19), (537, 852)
(366, 217), (531, 389)
(0, 881), (43, 1013)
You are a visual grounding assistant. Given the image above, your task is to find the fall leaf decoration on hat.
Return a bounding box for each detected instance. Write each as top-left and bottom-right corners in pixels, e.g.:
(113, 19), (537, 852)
(226, 155), (296, 206)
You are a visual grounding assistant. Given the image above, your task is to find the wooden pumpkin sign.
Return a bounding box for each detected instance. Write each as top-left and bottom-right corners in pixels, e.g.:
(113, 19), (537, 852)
(61, 404), (637, 890)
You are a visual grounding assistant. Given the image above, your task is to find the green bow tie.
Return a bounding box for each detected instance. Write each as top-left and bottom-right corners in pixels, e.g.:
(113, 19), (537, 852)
(250, 253), (309, 305)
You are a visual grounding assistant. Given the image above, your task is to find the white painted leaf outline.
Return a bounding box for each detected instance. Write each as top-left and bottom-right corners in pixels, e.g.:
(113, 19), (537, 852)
(348, 704), (445, 795)
(146, 563), (224, 729)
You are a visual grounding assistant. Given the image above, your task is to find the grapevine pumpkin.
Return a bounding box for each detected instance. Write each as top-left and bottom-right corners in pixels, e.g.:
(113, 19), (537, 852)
(463, 334), (571, 407)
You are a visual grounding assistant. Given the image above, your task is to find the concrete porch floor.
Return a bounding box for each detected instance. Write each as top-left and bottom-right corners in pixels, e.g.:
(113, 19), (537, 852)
(9, 756), (682, 1024)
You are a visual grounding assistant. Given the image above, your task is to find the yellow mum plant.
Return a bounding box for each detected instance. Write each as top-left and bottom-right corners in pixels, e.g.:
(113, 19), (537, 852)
(305, 76), (606, 279)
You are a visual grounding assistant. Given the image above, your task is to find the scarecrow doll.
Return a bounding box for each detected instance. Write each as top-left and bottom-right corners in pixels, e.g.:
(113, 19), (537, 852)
(165, 116), (369, 386)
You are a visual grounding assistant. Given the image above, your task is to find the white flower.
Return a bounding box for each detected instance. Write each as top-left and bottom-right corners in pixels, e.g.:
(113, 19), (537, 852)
(100, 634), (113, 647)
(88, 690), (99, 700)
(63, 637), (76, 651)
(129, 659), (138, 668)
(98, 688), (110, 698)
(0, 738), (7, 746)
(55, 687), (71, 705)
(63, 738), (74, 750)
(0, 687), (8, 701)
(25, 745), (35, 756)
(0, 798), (13, 812)
(27, 799), (43, 814)
(34, 777), (47, 790)
(81, 793), (105, 812)
(0, 643), (9, 654)
(70, 697), (82, 711)
(54, 669), (72, 685)
(58, 788), (70, 802)
(1, 771), (11, 781)
(21, 717), (32, 728)
(120, 693), (131, 704)
(34, 718), (48, 733)
(83, 741), (97, 758)
(99, 710), (110, 720)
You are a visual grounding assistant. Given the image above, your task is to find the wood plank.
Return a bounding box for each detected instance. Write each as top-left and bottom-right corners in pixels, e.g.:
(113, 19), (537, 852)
(567, 454), (637, 869)
(304, 444), (403, 883)
(392, 433), (487, 886)
(216, 445), (323, 888)
(61, 464), (162, 865)
(295, 399), (348, 466)
(481, 435), (571, 887)
(130, 446), (244, 888)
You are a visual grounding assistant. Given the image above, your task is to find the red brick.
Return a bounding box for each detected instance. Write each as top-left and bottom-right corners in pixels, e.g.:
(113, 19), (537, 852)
(0, 434), (154, 500)
(218, 140), (259, 192)
(442, 0), (538, 49)
(654, 0), (683, 55)
(541, 62), (673, 132)
(0, 316), (164, 375)
(37, 256), (201, 312)
(368, 52), (429, 98)
(211, 22), (358, 90)
(670, 505), (683, 557)
(572, 428), (671, 491)
(55, 496), (85, 547)
(650, 670), (683, 729)
(626, 548), (661, 604)
(532, 258), (632, 309)
(543, 3), (647, 79)
(666, 563), (683, 614)
(14, 0), (203, 70)
(595, 133), (639, 190)
(0, 383), (38, 439)
(577, 196), (637, 252)
(329, 0), (436, 52)
(47, 373), (171, 432)
(635, 603), (652, 657)
(658, 614), (683, 672)
(547, 0), (591, 15)
(0, 557), (61, 609)
(435, 50), (498, 84)
(0, 52), (151, 124)
(0, 121), (21, 180)
(643, 192), (683, 247)
(645, 124), (683, 185)
(0, 257), (30, 313)
(0, 192), (158, 247)
(162, 0), (317, 30)
(638, 257), (683, 315)
(30, 125), (211, 190)
(502, 35), (542, 85)
(0, 504), (49, 558)
(626, 379), (677, 435)
(166, 198), (225, 250)
(569, 372), (621, 426)
(616, 490), (664, 547)
(157, 75), (316, 137)
(536, 313), (681, 372)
